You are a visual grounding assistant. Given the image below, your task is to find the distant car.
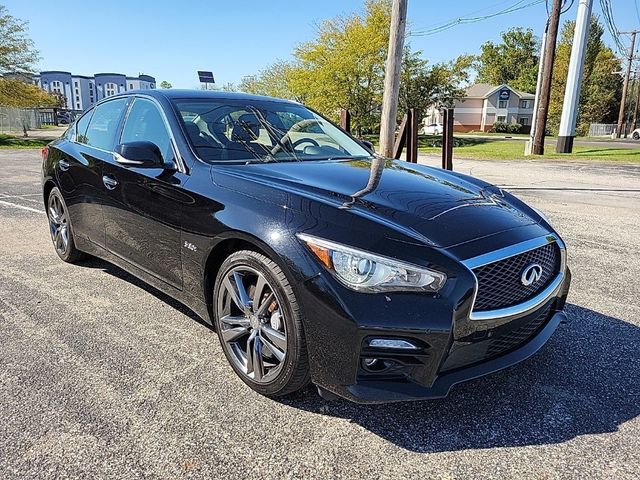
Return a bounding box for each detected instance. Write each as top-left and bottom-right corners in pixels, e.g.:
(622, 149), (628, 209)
(631, 128), (640, 140)
(423, 123), (443, 135)
(42, 89), (571, 404)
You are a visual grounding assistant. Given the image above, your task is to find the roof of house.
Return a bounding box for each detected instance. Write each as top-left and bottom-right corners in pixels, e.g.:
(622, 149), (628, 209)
(465, 83), (535, 99)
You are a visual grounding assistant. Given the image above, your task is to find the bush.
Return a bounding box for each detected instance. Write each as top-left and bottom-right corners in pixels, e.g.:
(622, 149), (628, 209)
(506, 123), (522, 134)
(491, 121), (523, 134)
(491, 121), (509, 133)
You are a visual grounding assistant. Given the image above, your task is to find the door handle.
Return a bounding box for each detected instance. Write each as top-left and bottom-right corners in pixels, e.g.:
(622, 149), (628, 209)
(58, 159), (70, 171)
(102, 175), (119, 190)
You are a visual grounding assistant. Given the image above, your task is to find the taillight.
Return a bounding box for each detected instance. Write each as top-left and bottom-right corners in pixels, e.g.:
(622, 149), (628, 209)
(41, 146), (49, 162)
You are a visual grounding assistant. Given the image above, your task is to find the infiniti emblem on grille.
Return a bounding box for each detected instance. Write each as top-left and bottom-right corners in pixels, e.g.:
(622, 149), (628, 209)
(521, 263), (543, 286)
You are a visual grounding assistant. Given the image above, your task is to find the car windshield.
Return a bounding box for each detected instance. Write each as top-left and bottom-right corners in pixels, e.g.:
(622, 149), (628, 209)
(173, 98), (371, 163)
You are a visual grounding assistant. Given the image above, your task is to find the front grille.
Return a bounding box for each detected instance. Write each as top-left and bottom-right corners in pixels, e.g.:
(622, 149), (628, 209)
(441, 303), (552, 372)
(472, 243), (560, 312)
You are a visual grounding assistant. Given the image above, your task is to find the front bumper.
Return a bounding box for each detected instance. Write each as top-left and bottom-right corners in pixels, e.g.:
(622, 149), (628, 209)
(298, 259), (571, 404)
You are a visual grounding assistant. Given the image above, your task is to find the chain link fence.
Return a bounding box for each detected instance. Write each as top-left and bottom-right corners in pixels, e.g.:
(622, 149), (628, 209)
(0, 107), (42, 135)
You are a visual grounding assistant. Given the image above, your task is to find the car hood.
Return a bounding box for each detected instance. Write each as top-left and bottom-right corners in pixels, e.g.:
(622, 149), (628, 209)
(212, 158), (538, 248)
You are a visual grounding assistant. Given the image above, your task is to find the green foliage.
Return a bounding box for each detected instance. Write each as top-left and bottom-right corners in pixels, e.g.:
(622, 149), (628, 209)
(491, 121), (509, 133)
(398, 49), (472, 121)
(159, 80), (172, 89)
(475, 27), (539, 93)
(287, 0), (391, 134)
(238, 60), (298, 99)
(0, 5), (39, 74)
(0, 78), (56, 108)
(548, 17), (622, 135)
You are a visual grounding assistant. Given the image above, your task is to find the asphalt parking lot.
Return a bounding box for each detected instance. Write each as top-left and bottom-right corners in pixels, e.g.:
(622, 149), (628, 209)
(0, 149), (638, 479)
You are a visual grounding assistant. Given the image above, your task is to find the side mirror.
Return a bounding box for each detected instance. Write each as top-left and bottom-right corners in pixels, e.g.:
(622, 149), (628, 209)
(359, 139), (374, 152)
(115, 141), (164, 168)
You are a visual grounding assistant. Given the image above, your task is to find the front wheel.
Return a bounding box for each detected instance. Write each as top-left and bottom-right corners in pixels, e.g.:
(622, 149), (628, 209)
(213, 250), (310, 397)
(632, 131), (639, 140)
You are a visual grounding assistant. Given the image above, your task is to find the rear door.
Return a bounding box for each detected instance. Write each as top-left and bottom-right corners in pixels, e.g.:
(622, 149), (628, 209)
(102, 97), (187, 289)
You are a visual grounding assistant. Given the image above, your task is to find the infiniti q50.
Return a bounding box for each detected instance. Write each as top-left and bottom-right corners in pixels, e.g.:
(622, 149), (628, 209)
(41, 90), (571, 403)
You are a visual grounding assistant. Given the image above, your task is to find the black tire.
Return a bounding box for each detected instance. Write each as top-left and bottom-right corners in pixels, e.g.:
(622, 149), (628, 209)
(47, 187), (87, 263)
(213, 250), (310, 397)
(633, 131), (639, 140)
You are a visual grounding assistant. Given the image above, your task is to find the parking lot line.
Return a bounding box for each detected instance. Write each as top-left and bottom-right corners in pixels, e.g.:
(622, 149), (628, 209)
(0, 200), (42, 214)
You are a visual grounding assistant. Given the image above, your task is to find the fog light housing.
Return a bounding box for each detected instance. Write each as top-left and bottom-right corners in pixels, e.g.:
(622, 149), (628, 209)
(368, 338), (418, 350)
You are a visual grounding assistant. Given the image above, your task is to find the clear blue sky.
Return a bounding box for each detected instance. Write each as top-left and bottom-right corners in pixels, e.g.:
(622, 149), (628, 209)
(5, 0), (640, 87)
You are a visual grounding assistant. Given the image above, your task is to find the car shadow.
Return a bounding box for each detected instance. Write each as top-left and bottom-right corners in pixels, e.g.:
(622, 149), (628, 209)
(279, 304), (640, 453)
(75, 256), (212, 330)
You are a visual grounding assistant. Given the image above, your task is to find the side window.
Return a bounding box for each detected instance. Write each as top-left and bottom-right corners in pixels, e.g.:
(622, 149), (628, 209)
(74, 109), (93, 144)
(120, 98), (172, 161)
(85, 98), (129, 150)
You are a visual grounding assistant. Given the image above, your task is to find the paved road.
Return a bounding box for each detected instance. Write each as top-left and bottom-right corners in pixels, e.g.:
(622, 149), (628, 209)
(1, 150), (639, 479)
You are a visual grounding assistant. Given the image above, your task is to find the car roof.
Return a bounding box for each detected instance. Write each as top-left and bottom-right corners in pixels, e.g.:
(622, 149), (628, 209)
(112, 88), (297, 105)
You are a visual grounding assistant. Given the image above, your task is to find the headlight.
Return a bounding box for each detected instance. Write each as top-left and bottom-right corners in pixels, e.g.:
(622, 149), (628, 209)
(297, 234), (447, 293)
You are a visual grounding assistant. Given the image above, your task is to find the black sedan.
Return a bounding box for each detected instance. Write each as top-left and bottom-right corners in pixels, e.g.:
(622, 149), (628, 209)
(41, 90), (571, 403)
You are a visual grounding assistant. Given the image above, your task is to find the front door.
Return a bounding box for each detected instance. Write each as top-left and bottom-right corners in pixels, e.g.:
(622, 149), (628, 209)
(102, 97), (186, 289)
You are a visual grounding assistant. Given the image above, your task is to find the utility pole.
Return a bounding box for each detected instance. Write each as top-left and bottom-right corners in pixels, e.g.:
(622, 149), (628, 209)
(532, 0), (562, 155)
(525, 20), (548, 155)
(379, 0), (408, 157)
(556, 0), (593, 153)
(616, 31), (638, 138)
(632, 73), (640, 130)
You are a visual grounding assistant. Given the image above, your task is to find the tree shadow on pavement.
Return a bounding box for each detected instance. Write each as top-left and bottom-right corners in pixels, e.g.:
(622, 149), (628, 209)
(280, 304), (640, 453)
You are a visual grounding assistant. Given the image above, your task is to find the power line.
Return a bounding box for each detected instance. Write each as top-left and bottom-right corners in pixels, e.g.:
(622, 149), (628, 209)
(410, 0), (545, 37)
(599, 0), (626, 55)
(635, 0), (640, 25)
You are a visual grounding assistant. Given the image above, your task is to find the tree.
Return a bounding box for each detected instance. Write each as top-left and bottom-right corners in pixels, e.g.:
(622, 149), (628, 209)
(475, 27), (540, 93)
(287, 0), (391, 134)
(547, 17), (621, 135)
(0, 5), (39, 74)
(159, 80), (172, 89)
(238, 60), (298, 99)
(399, 49), (472, 121)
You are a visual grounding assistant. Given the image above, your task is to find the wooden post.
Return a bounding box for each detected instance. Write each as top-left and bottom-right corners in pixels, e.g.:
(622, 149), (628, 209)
(340, 109), (351, 133)
(392, 113), (408, 159)
(406, 108), (418, 163)
(442, 108), (454, 170)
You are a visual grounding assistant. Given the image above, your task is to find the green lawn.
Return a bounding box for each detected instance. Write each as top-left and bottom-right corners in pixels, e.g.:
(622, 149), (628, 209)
(0, 134), (50, 149)
(419, 136), (640, 162)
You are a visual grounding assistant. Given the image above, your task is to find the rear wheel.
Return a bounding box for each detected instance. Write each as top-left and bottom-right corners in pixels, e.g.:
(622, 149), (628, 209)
(213, 250), (310, 397)
(47, 187), (86, 263)
(632, 131), (639, 140)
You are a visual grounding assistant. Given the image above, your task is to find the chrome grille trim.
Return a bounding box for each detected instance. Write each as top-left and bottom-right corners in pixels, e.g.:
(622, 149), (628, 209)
(462, 234), (566, 321)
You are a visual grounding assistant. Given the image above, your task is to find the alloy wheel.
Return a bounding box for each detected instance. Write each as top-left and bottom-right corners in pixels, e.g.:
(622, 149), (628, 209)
(216, 266), (288, 383)
(48, 193), (69, 256)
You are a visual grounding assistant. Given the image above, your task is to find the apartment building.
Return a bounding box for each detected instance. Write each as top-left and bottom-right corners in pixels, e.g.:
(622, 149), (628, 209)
(425, 83), (535, 133)
(34, 71), (156, 112)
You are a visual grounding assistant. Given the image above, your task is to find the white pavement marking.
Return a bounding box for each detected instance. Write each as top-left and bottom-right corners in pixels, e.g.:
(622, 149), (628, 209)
(0, 200), (42, 214)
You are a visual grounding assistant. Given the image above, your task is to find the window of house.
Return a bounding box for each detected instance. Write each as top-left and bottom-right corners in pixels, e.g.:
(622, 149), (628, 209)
(129, 83), (134, 89)
(519, 117), (530, 126)
(520, 100), (532, 109)
(498, 100), (508, 109)
(497, 115), (507, 122)
(74, 81), (78, 87)
(105, 82), (117, 97)
(84, 98), (129, 150)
